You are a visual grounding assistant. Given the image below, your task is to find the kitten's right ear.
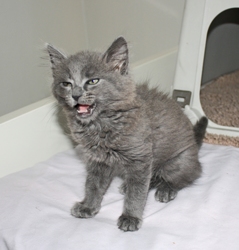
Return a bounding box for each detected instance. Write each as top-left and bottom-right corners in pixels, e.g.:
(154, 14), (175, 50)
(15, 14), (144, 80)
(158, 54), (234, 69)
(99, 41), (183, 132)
(102, 37), (129, 75)
(46, 44), (66, 68)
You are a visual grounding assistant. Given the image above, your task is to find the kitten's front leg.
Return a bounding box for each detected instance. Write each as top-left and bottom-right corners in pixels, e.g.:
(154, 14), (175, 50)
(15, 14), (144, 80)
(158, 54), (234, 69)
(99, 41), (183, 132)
(71, 161), (114, 218)
(117, 169), (151, 232)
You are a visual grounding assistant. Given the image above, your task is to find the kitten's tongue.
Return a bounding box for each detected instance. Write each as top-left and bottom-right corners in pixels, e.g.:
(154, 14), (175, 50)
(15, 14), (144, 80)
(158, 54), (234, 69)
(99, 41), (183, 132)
(78, 104), (90, 114)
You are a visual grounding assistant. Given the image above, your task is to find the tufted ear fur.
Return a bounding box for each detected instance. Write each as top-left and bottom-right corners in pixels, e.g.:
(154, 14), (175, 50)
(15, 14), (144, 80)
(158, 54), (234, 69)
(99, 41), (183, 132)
(46, 44), (66, 68)
(102, 37), (129, 75)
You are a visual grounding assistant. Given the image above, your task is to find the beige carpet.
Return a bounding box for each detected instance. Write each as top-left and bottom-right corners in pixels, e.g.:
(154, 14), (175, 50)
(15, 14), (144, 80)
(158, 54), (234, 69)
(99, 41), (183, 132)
(200, 70), (239, 147)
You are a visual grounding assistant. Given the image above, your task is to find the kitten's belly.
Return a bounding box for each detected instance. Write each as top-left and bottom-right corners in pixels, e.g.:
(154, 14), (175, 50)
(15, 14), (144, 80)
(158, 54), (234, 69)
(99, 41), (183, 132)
(77, 136), (152, 171)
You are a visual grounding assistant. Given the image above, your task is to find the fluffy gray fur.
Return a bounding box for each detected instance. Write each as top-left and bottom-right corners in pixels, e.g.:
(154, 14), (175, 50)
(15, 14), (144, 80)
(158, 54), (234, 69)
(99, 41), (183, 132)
(47, 37), (208, 232)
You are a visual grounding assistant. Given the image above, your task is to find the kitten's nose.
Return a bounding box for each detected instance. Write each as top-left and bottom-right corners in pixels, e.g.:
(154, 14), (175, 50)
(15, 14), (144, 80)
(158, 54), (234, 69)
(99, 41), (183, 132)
(72, 95), (81, 101)
(72, 87), (83, 101)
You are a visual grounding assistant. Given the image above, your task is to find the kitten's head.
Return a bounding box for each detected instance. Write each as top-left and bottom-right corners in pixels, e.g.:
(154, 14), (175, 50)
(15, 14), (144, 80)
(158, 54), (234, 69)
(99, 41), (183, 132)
(47, 37), (136, 124)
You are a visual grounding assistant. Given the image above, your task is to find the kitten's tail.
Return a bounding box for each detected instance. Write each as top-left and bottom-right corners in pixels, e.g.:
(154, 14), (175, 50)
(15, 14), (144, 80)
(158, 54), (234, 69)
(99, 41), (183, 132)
(193, 116), (208, 148)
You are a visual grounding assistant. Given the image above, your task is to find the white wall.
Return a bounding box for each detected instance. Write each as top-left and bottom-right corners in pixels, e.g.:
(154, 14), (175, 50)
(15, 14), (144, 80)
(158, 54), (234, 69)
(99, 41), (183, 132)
(83, 0), (185, 63)
(0, 0), (87, 116)
(0, 0), (185, 116)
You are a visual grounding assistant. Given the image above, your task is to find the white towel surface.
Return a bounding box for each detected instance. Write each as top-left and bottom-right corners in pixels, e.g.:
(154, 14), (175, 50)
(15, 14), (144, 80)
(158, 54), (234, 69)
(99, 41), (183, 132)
(0, 143), (239, 250)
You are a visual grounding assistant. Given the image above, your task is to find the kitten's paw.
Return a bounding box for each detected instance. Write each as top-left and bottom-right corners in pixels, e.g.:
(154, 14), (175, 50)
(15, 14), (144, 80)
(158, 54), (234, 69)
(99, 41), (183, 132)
(117, 214), (142, 232)
(71, 202), (99, 218)
(155, 186), (177, 203)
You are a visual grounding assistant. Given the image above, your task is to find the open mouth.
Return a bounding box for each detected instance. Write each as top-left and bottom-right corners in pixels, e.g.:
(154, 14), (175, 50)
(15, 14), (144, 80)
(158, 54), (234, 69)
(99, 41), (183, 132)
(76, 103), (96, 118)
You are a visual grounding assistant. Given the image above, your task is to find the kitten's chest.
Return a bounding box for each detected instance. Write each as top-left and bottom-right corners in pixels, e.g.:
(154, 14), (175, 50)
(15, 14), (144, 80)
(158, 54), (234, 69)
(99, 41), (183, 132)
(73, 122), (121, 161)
(72, 111), (151, 165)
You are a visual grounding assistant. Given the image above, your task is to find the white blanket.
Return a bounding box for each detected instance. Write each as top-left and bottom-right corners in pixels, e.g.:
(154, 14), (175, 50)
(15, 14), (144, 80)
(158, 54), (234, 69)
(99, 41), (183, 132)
(1, 143), (239, 250)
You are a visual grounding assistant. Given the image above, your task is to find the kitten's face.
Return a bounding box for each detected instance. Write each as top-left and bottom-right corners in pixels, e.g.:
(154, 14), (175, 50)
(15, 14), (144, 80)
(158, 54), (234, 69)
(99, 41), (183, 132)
(47, 37), (136, 123)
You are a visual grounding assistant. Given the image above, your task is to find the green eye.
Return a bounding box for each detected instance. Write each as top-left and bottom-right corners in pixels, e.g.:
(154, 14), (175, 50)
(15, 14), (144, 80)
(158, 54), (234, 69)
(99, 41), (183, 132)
(87, 78), (100, 85)
(62, 82), (72, 87)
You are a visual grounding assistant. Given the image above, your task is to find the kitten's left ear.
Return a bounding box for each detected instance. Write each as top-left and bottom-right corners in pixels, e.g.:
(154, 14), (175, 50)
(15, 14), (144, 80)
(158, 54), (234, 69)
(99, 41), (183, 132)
(46, 44), (66, 68)
(102, 37), (129, 75)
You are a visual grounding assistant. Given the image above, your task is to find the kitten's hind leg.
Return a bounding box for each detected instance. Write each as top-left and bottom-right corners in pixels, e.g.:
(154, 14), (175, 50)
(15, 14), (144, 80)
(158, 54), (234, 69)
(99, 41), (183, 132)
(154, 179), (177, 203)
(152, 146), (201, 203)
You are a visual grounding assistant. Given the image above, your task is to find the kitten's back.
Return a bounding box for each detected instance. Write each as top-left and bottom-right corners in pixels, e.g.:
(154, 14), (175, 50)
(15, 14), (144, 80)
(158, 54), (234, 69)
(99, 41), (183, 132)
(136, 83), (196, 161)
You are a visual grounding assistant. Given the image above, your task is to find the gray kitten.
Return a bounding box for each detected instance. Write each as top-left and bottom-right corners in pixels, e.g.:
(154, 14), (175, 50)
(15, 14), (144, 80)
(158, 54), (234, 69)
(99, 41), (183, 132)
(47, 37), (207, 232)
